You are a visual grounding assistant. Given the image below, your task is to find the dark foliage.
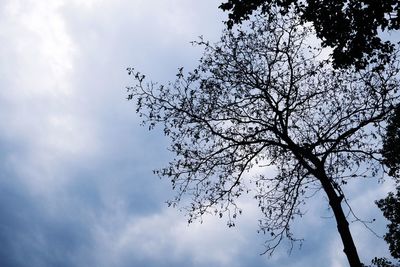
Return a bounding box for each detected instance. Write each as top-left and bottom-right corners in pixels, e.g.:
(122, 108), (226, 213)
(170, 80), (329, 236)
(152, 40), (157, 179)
(382, 108), (400, 179)
(128, 12), (400, 267)
(219, 0), (400, 69)
(371, 96), (400, 267)
(368, 257), (399, 267)
(377, 186), (400, 259)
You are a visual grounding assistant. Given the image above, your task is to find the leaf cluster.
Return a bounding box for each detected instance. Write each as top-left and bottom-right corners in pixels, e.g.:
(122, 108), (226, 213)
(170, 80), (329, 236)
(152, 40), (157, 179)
(382, 107), (400, 179)
(219, 0), (400, 69)
(376, 186), (400, 260)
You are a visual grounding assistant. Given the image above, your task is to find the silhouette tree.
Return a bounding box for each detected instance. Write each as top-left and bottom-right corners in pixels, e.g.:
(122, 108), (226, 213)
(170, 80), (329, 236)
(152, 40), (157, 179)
(127, 12), (400, 267)
(366, 185), (400, 267)
(219, 0), (400, 69)
(377, 186), (400, 260)
(368, 109), (400, 267)
(382, 107), (400, 179)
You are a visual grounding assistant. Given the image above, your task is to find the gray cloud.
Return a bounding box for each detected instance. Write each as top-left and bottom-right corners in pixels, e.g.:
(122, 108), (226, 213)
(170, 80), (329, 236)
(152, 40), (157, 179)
(0, 0), (396, 267)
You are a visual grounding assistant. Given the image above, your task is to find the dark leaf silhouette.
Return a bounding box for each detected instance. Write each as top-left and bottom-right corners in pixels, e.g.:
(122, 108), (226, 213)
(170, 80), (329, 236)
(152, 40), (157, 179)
(382, 108), (400, 179)
(219, 0), (400, 69)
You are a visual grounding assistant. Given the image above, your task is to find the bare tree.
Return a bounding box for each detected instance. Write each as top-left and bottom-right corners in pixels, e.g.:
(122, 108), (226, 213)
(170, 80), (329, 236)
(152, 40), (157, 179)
(127, 12), (400, 267)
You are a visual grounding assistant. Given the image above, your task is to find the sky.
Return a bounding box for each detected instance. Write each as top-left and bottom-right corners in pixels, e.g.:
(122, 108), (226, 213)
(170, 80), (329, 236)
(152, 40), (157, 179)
(0, 1), (397, 266)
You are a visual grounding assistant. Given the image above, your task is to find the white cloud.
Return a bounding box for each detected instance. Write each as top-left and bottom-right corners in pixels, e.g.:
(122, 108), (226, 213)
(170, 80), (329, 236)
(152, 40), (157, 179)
(89, 195), (263, 267)
(329, 236), (347, 267)
(0, 0), (96, 193)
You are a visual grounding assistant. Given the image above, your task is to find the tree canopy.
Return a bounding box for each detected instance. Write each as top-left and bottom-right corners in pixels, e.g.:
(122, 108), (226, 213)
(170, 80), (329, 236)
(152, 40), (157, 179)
(382, 107), (400, 179)
(372, 108), (400, 267)
(219, 0), (400, 69)
(128, 11), (400, 267)
(377, 186), (400, 260)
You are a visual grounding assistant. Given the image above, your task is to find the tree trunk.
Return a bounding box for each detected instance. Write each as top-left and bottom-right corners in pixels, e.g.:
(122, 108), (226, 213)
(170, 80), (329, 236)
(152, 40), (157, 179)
(317, 170), (363, 267)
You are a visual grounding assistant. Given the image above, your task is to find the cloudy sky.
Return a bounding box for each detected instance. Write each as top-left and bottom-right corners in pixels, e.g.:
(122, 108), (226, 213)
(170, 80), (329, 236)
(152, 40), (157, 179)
(0, 1), (397, 266)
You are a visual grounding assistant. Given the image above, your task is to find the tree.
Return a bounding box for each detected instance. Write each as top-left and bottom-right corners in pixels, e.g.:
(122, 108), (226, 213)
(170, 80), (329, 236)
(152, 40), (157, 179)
(127, 12), (400, 267)
(371, 108), (400, 266)
(376, 186), (400, 261)
(365, 184), (400, 267)
(382, 107), (400, 179)
(219, 0), (400, 69)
